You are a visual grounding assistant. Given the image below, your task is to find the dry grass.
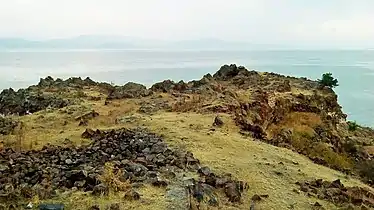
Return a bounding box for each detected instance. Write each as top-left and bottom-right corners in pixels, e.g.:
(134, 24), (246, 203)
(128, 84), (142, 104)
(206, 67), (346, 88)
(39, 185), (167, 210)
(267, 112), (322, 138)
(98, 162), (132, 193)
(139, 112), (371, 210)
(267, 112), (352, 170)
(171, 94), (204, 112)
(0, 97), (139, 150)
(2, 89), (373, 209)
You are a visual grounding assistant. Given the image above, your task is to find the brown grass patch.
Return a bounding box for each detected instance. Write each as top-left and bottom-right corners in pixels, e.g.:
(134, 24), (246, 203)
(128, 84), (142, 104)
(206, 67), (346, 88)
(139, 112), (370, 209)
(268, 112), (322, 138)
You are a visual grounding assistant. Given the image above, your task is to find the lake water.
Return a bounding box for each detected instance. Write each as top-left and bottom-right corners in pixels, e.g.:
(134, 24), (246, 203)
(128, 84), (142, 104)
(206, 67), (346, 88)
(0, 50), (373, 126)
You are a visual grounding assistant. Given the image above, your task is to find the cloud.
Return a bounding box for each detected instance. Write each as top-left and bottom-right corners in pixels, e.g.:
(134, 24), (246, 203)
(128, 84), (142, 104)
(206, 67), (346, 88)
(0, 0), (373, 47)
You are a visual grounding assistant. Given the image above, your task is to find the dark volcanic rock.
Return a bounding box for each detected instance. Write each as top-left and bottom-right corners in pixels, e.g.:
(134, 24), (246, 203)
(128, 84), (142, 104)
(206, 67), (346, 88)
(213, 64), (256, 81)
(75, 110), (100, 122)
(0, 88), (70, 115)
(92, 184), (109, 196)
(213, 116), (224, 127)
(107, 82), (152, 100)
(297, 179), (374, 208)
(124, 189), (141, 201)
(81, 128), (96, 139)
(0, 127), (245, 205)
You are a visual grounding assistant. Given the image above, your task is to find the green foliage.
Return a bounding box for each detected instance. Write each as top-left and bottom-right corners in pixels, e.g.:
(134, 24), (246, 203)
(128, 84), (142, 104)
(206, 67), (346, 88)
(347, 121), (359, 131)
(318, 73), (339, 88)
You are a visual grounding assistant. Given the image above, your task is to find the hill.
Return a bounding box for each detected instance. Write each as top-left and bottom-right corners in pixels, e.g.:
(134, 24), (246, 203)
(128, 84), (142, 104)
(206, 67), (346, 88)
(0, 65), (374, 209)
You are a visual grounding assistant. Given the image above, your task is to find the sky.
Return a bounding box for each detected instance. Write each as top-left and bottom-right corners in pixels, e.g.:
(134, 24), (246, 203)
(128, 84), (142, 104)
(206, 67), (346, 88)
(1, 0), (374, 48)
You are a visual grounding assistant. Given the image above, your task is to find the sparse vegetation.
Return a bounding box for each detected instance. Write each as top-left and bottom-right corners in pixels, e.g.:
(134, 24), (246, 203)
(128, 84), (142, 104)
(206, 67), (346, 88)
(347, 121), (359, 131)
(318, 73), (339, 88)
(357, 160), (374, 184)
(1, 66), (374, 209)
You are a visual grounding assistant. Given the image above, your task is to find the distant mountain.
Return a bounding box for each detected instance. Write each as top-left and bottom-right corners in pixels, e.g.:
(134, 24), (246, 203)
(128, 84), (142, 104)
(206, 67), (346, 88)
(0, 36), (283, 50)
(0, 36), (136, 49)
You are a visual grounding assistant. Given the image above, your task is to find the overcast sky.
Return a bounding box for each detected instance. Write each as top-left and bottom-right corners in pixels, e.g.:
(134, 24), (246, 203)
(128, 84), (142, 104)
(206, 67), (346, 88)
(1, 0), (374, 48)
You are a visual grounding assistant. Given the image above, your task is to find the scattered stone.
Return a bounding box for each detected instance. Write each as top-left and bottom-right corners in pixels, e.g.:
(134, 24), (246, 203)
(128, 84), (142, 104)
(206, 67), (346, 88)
(313, 202), (322, 207)
(92, 184), (109, 196)
(198, 166), (212, 176)
(124, 189), (141, 201)
(225, 182), (242, 202)
(107, 203), (120, 210)
(78, 119), (88, 126)
(81, 128), (96, 139)
(75, 110), (99, 122)
(88, 205), (100, 210)
(39, 204), (64, 210)
(151, 178), (168, 187)
(251, 194), (262, 202)
(213, 116), (224, 127)
(297, 179), (374, 208)
(0, 127), (245, 205)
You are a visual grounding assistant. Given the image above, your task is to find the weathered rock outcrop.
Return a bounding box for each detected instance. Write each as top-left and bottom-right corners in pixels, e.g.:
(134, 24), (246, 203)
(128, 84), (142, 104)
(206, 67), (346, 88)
(0, 88), (70, 115)
(107, 82), (152, 100)
(296, 179), (374, 209)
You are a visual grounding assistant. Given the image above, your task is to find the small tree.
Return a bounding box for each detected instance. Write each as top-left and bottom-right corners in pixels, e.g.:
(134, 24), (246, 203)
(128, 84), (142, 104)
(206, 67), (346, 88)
(318, 73), (339, 88)
(347, 121), (359, 132)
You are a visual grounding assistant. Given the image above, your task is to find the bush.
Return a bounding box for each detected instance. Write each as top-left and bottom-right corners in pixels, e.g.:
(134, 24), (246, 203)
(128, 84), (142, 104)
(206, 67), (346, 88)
(318, 73), (339, 88)
(347, 121), (359, 131)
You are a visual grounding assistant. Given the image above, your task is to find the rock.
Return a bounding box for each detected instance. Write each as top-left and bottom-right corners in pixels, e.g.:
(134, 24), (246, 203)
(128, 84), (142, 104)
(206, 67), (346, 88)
(150, 80), (177, 93)
(81, 128), (96, 139)
(78, 119), (88, 126)
(0, 127), (245, 205)
(88, 205), (100, 210)
(92, 184), (109, 196)
(225, 182), (242, 202)
(189, 182), (219, 207)
(313, 202), (322, 207)
(198, 166), (212, 176)
(213, 116), (224, 127)
(65, 159), (73, 165)
(107, 203), (120, 210)
(124, 189), (141, 201)
(213, 64), (248, 80)
(0, 88), (70, 116)
(75, 110), (99, 122)
(107, 82), (152, 99)
(298, 179), (374, 208)
(39, 204), (64, 210)
(151, 178), (168, 187)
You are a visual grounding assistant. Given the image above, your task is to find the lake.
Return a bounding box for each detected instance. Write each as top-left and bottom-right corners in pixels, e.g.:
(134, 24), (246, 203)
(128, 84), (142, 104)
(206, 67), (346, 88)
(0, 49), (373, 126)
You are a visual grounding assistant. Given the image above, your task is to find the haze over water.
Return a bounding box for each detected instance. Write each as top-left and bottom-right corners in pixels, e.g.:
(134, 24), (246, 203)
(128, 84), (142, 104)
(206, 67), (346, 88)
(0, 49), (373, 126)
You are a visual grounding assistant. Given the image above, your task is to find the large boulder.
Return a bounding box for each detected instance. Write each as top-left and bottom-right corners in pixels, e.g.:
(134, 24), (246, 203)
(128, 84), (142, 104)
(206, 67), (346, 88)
(107, 82), (152, 99)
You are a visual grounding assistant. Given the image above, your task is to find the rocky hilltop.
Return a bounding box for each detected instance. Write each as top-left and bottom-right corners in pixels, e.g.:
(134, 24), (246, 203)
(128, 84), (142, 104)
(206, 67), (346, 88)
(0, 64), (374, 210)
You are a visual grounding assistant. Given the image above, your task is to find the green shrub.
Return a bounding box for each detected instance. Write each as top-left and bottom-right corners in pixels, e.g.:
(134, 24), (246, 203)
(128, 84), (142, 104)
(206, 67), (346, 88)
(318, 73), (339, 88)
(347, 121), (359, 131)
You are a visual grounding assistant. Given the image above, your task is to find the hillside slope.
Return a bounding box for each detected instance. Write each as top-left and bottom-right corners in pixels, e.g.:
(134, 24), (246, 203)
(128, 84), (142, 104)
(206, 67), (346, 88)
(1, 65), (374, 210)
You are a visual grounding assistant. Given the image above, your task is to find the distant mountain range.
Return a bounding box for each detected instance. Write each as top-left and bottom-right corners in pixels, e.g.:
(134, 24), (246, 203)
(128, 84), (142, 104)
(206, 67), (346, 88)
(0, 35), (284, 50)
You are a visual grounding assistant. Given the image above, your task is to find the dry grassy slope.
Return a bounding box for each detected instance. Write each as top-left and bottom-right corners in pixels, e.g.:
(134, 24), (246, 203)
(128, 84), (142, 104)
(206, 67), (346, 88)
(1, 88), (373, 210)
